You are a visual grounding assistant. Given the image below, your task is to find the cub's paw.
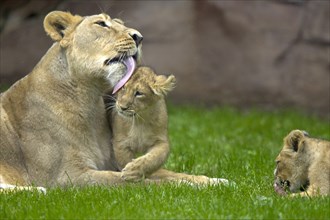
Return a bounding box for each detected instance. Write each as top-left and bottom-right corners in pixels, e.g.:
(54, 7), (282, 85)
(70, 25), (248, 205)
(121, 169), (144, 182)
(121, 163), (144, 182)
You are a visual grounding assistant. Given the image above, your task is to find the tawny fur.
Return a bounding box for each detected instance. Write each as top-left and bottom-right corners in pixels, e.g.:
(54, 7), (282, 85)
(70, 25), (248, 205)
(0, 11), (227, 190)
(0, 11), (143, 188)
(110, 67), (228, 185)
(274, 130), (330, 197)
(111, 67), (173, 181)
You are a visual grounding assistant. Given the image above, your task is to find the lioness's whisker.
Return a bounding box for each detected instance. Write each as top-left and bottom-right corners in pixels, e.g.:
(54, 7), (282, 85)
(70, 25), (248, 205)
(103, 94), (117, 102)
(105, 105), (116, 112)
(119, 52), (126, 62)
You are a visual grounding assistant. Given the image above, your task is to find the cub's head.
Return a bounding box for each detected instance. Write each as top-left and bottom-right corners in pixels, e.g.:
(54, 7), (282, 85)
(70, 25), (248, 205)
(44, 11), (143, 89)
(274, 130), (310, 195)
(115, 66), (176, 118)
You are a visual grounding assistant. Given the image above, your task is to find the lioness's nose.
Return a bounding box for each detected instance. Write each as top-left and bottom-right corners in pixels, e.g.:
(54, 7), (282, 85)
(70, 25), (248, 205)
(129, 31), (143, 47)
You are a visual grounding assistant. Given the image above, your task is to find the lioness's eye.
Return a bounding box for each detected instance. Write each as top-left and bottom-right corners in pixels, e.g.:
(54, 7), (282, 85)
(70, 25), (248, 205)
(95, 21), (108, 27)
(135, 91), (144, 97)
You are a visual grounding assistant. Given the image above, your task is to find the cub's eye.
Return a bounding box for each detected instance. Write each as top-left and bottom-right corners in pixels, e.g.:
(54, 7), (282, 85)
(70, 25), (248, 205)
(135, 91), (144, 97)
(95, 21), (108, 27)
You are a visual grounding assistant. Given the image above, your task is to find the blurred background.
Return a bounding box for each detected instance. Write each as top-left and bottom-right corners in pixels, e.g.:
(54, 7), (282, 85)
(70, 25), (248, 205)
(0, 0), (329, 118)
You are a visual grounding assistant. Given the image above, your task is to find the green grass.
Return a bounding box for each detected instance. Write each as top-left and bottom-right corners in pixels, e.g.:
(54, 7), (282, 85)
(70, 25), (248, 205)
(1, 105), (329, 219)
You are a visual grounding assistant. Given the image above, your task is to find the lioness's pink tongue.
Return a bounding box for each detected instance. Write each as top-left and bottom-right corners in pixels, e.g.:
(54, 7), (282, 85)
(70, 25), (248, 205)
(112, 57), (136, 94)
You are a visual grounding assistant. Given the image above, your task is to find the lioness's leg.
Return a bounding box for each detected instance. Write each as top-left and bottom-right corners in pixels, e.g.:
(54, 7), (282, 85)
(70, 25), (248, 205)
(0, 163), (27, 185)
(69, 169), (129, 185)
(0, 163), (46, 193)
(0, 184), (47, 193)
(148, 168), (228, 185)
(69, 169), (165, 186)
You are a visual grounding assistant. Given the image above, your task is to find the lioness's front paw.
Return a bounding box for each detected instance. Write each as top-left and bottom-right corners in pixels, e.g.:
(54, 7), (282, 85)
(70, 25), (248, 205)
(209, 178), (230, 186)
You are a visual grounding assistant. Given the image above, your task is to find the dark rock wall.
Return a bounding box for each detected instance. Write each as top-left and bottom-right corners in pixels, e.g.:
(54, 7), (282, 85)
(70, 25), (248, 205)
(0, 0), (329, 117)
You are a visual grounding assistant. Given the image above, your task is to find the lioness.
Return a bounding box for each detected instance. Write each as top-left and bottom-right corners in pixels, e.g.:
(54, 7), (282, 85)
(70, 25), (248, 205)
(0, 11), (143, 189)
(111, 67), (175, 182)
(274, 130), (330, 197)
(0, 11), (226, 190)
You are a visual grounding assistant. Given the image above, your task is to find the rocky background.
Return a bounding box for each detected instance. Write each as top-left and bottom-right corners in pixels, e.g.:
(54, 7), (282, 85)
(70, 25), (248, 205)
(1, 0), (329, 117)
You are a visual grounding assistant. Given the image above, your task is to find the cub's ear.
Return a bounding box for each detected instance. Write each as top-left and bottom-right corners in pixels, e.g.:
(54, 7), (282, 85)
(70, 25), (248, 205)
(44, 11), (82, 46)
(151, 75), (176, 96)
(284, 130), (307, 152)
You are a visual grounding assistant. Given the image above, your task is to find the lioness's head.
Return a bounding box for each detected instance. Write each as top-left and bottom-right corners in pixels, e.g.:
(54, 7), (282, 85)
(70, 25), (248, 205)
(274, 130), (310, 195)
(115, 66), (176, 118)
(44, 11), (143, 89)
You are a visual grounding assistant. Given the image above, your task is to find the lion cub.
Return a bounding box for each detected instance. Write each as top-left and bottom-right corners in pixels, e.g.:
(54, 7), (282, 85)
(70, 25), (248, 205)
(274, 130), (330, 197)
(110, 66), (175, 182)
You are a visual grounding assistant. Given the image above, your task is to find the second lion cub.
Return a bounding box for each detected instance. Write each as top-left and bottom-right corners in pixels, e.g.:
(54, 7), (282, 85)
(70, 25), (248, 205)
(111, 66), (175, 182)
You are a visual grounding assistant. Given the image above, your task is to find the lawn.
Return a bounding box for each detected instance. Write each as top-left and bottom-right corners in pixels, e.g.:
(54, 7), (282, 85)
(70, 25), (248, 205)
(1, 105), (329, 219)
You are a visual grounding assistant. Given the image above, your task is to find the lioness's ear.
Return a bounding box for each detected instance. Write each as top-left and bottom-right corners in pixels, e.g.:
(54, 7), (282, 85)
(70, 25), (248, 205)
(151, 75), (176, 96)
(44, 11), (82, 46)
(284, 130), (307, 152)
